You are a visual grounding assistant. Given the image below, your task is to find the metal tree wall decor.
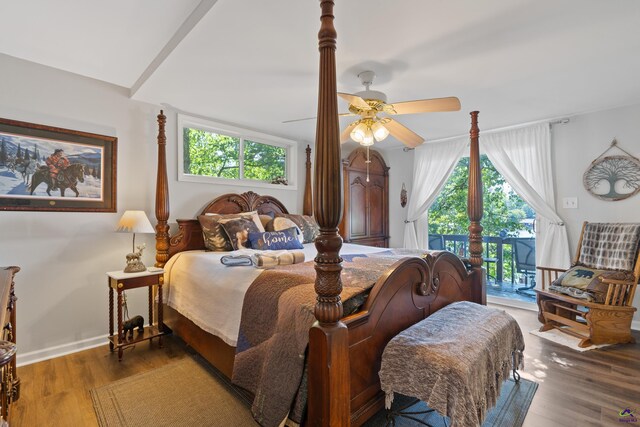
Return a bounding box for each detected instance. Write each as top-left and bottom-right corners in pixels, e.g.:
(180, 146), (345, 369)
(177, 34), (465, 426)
(583, 139), (640, 201)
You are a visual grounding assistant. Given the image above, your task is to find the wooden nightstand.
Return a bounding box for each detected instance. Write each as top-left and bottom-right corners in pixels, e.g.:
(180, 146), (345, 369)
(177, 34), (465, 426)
(106, 268), (165, 361)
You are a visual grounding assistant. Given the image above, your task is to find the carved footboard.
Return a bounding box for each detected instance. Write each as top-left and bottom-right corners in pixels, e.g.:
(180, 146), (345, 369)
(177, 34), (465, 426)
(342, 253), (482, 425)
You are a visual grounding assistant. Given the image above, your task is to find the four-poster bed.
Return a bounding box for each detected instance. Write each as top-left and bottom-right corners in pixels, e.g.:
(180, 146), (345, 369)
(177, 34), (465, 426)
(153, 2), (485, 425)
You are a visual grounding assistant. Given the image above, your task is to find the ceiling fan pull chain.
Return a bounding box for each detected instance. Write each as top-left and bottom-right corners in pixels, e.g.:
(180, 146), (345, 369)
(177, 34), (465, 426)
(366, 146), (371, 182)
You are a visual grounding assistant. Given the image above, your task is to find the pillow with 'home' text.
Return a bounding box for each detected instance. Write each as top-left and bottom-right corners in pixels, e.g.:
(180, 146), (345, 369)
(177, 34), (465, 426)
(265, 217), (304, 244)
(247, 227), (304, 250)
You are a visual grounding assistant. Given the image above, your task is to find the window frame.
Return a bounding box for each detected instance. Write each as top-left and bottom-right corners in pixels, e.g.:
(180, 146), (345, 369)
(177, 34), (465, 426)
(177, 114), (298, 190)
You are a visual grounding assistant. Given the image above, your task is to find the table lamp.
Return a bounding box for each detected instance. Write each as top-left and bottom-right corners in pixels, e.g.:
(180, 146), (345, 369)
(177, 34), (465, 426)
(115, 210), (155, 273)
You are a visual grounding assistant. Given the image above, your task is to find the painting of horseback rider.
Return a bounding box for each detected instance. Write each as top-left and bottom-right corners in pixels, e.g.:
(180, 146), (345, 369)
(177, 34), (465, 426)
(0, 117), (116, 212)
(45, 148), (70, 190)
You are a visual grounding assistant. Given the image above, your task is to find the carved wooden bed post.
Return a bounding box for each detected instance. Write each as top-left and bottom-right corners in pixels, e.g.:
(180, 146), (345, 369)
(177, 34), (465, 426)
(308, 1), (350, 425)
(467, 111), (486, 304)
(155, 110), (170, 268)
(304, 144), (313, 216)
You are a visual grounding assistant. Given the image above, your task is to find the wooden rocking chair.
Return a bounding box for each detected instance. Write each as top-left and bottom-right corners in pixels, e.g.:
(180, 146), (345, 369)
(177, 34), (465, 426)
(536, 222), (640, 348)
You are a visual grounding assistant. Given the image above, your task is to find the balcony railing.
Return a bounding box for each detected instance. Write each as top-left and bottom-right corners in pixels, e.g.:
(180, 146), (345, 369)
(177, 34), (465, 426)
(429, 234), (536, 288)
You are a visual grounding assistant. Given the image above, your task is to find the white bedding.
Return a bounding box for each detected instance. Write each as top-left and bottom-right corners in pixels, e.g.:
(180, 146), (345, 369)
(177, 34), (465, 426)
(163, 243), (387, 346)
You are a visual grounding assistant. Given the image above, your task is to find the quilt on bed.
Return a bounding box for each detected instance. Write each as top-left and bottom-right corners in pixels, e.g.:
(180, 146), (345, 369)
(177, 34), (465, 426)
(231, 249), (429, 427)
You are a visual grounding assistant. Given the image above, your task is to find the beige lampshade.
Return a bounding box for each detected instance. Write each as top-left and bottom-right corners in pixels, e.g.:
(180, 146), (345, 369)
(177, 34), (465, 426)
(115, 210), (155, 234)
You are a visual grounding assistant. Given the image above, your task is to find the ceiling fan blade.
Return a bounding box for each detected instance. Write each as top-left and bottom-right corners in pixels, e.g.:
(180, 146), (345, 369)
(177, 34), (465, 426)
(282, 116), (316, 124)
(282, 112), (355, 124)
(388, 97), (461, 115)
(338, 92), (371, 110)
(340, 121), (359, 144)
(383, 119), (425, 148)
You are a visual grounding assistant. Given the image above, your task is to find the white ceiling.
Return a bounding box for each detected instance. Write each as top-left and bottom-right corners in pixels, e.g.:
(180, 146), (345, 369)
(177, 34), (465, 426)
(3, 0), (640, 147)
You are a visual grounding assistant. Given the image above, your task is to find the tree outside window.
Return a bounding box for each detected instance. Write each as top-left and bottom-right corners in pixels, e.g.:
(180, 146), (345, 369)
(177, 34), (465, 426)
(182, 128), (289, 183)
(428, 155), (535, 281)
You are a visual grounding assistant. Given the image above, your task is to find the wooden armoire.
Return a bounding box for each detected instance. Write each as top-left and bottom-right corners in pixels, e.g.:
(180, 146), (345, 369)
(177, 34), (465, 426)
(339, 147), (389, 247)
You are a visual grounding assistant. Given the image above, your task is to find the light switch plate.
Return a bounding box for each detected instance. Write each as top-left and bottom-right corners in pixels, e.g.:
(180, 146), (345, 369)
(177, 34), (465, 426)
(562, 197), (578, 209)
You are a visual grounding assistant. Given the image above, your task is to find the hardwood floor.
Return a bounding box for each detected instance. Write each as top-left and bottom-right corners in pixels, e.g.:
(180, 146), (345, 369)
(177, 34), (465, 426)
(8, 306), (640, 426)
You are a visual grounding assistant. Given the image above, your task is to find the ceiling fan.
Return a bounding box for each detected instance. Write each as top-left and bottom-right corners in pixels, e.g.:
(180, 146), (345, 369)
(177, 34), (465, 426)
(338, 70), (461, 148)
(284, 70), (461, 148)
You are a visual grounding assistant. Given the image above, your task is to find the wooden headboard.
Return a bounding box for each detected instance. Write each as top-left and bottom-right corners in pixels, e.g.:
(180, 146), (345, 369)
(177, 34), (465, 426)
(166, 191), (289, 259)
(155, 136), (312, 266)
(200, 191), (289, 216)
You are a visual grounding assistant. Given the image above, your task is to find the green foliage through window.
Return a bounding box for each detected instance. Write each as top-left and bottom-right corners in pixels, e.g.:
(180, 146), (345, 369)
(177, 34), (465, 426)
(243, 140), (286, 181)
(428, 155), (533, 237)
(182, 128), (288, 182)
(183, 128), (239, 179)
(428, 155), (535, 283)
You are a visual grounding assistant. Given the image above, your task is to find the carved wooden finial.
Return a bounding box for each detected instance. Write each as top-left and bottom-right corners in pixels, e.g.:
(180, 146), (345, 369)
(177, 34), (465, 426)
(304, 145), (313, 216)
(467, 111), (483, 269)
(155, 110), (170, 267)
(308, 1), (351, 424)
(313, 0), (343, 324)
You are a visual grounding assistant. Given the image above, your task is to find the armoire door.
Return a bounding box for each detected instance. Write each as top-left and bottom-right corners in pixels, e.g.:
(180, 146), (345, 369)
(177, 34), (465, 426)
(348, 172), (368, 239)
(367, 174), (385, 238)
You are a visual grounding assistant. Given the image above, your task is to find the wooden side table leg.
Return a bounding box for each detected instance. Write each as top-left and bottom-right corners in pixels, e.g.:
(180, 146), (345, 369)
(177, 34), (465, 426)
(117, 288), (123, 361)
(158, 281), (163, 348)
(148, 286), (153, 344)
(109, 286), (114, 352)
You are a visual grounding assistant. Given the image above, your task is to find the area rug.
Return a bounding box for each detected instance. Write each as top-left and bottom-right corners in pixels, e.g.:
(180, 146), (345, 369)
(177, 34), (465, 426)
(363, 378), (537, 427)
(93, 356), (537, 427)
(91, 356), (257, 427)
(529, 328), (610, 352)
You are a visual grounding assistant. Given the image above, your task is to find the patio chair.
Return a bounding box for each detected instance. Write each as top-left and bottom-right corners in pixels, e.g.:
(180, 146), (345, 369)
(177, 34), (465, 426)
(428, 234), (445, 250)
(535, 222), (640, 347)
(513, 238), (536, 295)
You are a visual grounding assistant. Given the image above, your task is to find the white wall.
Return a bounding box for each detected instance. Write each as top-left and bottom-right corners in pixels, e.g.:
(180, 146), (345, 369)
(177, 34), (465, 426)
(551, 103), (640, 325)
(381, 147), (414, 248)
(0, 54), (311, 363)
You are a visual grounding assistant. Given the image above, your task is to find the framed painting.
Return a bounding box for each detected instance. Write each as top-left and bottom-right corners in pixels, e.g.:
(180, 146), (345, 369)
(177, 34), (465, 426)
(0, 117), (117, 212)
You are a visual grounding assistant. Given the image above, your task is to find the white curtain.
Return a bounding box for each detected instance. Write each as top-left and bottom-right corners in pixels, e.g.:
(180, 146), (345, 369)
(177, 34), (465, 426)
(404, 138), (468, 249)
(482, 123), (571, 270)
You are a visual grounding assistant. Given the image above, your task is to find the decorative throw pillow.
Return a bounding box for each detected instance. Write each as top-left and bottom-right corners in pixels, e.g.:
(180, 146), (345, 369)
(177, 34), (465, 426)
(199, 211), (264, 251)
(274, 213), (319, 244)
(247, 227), (304, 250)
(259, 213), (275, 229)
(549, 266), (634, 303)
(218, 217), (261, 250)
(265, 217), (304, 244)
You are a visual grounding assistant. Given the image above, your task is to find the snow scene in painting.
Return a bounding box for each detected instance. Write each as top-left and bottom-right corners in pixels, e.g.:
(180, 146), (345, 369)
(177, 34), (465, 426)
(0, 132), (103, 200)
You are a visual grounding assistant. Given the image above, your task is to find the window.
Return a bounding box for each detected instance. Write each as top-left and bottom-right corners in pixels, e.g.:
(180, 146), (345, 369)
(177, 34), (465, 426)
(178, 114), (297, 189)
(428, 155), (537, 303)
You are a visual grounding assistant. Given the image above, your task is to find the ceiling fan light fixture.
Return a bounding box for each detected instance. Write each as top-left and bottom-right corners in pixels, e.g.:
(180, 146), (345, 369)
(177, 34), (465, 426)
(350, 122), (367, 143)
(371, 121), (389, 142)
(361, 128), (374, 146)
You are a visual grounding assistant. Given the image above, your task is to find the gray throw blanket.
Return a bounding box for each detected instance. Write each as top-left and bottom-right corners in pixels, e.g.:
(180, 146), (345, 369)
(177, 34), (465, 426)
(379, 301), (524, 427)
(232, 250), (425, 427)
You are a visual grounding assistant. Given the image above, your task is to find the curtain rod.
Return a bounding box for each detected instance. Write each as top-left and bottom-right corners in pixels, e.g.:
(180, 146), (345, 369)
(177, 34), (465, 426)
(420, 116), (571, 146)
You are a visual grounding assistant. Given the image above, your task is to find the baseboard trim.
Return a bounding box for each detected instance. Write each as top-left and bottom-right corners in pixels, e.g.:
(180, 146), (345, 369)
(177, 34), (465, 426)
(633, 320), (640, 332)
(17, 334), (107, 367)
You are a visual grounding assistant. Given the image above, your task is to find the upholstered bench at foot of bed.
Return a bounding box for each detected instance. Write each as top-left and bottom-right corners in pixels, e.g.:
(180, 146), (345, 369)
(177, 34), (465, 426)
(379, 301), (525, 427)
